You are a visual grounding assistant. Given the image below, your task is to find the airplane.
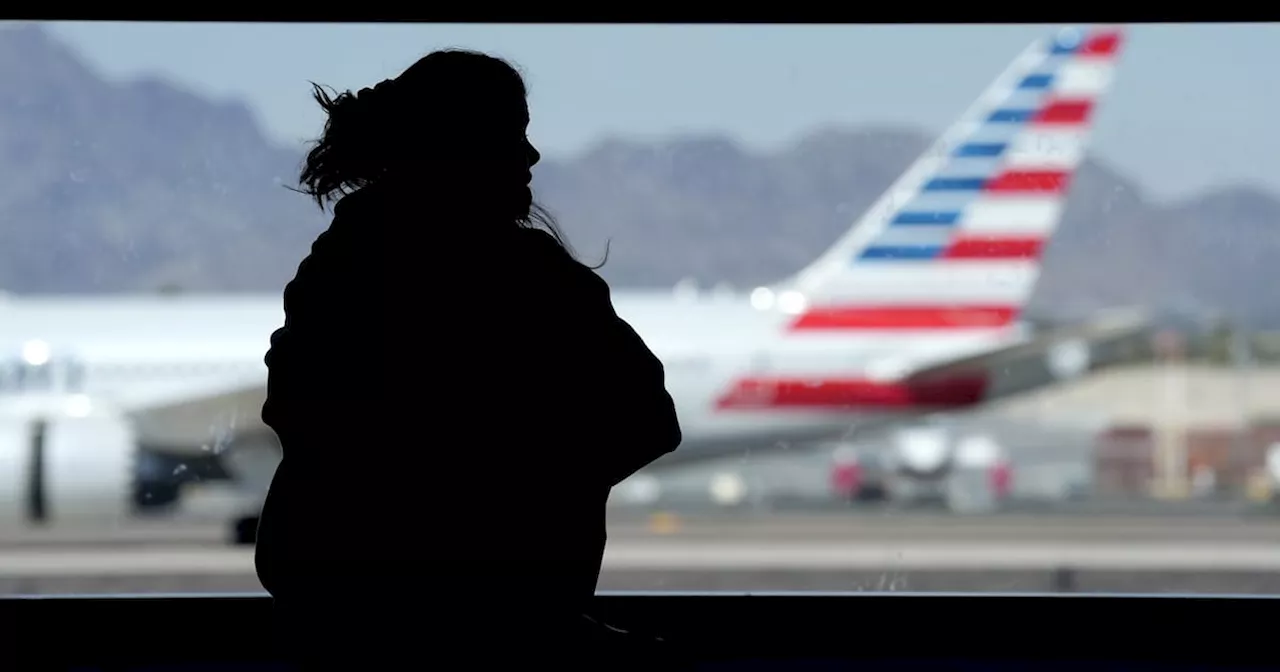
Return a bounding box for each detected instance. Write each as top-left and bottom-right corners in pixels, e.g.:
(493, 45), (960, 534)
(0, 25), (1145, 538)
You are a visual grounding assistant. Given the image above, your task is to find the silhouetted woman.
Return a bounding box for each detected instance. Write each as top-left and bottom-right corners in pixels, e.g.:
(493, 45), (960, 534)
(254, 50), (682, 667)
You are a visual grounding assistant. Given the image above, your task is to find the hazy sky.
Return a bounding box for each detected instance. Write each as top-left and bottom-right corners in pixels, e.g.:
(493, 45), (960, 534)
(40, 22), (1280, 202)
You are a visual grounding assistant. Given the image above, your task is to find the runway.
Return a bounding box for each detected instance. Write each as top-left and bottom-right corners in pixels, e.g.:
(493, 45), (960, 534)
(3, 511), (1277, 547)
(0, 540), (1277, 577)
(2, 545), (1280, 595)
(0, 512), (1277, 595)
(602, 511), (1280, 543)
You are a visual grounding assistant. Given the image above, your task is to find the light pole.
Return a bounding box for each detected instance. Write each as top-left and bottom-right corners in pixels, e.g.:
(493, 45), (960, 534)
(1153, 329), (1188, 500)
(1228, 319), (1254, 497)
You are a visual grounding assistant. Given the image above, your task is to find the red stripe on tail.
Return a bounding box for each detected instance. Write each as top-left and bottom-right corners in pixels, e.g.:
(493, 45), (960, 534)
(715, 374), (989, 411)
(984, 170), (1071, 194)
(1033, 99), (1093, 125)
(942, 237), (1044, 260)
(1081, 30), (1122, 57)
(790, 305), (1019, 331)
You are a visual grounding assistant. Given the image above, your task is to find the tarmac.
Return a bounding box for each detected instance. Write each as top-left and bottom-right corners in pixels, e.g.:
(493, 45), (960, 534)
(0, 512), (1276, 595)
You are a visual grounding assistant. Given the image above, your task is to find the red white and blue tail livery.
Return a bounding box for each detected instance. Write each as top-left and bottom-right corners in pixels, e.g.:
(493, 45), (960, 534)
(619, 25), (1140, 464)
(786, 24), (1121, 332)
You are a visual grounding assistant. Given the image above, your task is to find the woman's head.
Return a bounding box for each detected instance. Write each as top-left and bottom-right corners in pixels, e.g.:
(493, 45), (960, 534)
(297, 49), (541, 223)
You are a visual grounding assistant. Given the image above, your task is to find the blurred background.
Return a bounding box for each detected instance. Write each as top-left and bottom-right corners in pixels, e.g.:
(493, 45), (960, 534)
(0, 21), (1278, 596)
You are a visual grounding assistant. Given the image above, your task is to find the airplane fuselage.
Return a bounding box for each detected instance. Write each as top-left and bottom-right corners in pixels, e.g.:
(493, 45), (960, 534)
(0, 291), (1027, 464)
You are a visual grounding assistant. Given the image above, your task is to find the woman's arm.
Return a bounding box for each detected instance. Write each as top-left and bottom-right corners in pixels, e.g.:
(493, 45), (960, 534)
(530, 250), (682, 486)
(593, 313), (683, 486)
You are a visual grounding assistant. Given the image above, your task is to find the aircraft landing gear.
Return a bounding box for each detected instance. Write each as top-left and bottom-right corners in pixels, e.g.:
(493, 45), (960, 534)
(231, 514), (259, 546)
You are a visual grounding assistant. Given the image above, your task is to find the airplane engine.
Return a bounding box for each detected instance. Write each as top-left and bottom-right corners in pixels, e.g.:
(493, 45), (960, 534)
(218, 433), (281, 498)
(945, 434), (1011, 513)
(890, 425), (953, 481)
(885, 425), (1012, 511)
(0, 395), (135, 531)
(882, 425), (954, 504)
(216, 433), (281, 545)
(134, 432), (281, 545)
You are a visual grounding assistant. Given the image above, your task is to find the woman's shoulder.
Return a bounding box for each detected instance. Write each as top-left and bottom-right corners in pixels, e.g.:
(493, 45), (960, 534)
(511, 227), (594, 271)
(512, 228), (606, 289)
(511, 226), (568, 255)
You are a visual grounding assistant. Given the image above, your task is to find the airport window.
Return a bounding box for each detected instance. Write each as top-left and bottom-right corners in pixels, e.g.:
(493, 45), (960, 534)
(0, 357), (87, 395)
(2, 21), (1278, 600)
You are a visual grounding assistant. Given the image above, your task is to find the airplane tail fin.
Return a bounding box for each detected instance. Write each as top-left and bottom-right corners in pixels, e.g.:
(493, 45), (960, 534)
(773, 26), (1125, 333)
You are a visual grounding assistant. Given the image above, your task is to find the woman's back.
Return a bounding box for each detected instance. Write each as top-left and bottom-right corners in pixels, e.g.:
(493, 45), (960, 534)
(262, 191), (596, 563)
(254, 49), (682, 663)
(258, 185), (683, 594)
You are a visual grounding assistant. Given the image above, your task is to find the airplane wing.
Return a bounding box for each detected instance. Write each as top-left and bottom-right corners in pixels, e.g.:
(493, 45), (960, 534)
(827, 307), (1158, 444)
(906, 308), (1156, 403)
(124, 377), (268, 450)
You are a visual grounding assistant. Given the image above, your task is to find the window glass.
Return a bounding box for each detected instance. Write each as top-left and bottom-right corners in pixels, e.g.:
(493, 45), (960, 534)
(1, 21), (1277, 596)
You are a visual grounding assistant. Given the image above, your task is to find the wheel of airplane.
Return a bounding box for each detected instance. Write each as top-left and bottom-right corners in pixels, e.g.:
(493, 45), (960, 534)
(231, 514), (259, 546)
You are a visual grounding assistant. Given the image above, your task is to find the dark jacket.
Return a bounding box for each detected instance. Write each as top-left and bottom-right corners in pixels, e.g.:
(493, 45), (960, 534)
(255, 185), (681, 620)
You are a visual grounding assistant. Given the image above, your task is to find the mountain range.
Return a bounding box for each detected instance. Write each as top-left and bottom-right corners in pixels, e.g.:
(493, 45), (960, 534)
(4, 24), (1280, 326)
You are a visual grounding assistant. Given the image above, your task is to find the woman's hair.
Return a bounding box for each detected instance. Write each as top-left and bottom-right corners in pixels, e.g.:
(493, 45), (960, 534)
(294, 49), (602, 266)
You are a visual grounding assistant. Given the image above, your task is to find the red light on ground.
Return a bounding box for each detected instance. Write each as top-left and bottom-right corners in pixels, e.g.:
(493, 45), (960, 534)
(990, 461), (1012, 499)
(831, 461), (862, 498)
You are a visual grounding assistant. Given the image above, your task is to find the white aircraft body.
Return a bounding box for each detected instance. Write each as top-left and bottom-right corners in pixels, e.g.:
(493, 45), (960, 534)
(0, 25), (1138, 531)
